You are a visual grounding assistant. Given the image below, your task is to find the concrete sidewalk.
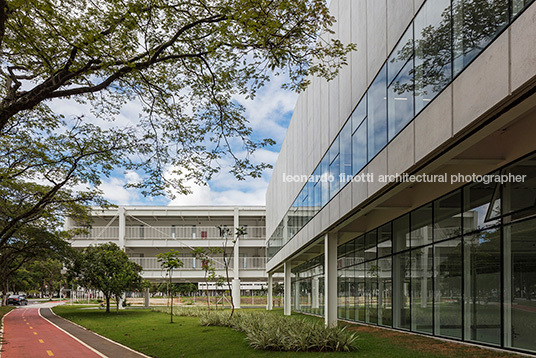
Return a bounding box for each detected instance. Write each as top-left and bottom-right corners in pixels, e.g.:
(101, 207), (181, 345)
(40, 308), (149, 358)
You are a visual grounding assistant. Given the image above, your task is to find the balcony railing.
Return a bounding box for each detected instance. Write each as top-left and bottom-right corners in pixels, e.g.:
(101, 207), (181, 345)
(129, 256), (267, 271)
(70, 226), (265, 241)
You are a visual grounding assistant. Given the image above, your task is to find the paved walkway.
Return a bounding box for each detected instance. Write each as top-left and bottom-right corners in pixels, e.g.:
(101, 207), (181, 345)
(1, 303), (148, 358)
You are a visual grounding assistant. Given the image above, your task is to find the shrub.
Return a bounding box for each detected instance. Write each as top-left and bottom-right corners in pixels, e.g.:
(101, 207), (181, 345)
(199, 311), (358, 352)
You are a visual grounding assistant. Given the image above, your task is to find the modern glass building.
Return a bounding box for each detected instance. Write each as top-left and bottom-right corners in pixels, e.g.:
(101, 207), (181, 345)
(265, 0), (536, 355)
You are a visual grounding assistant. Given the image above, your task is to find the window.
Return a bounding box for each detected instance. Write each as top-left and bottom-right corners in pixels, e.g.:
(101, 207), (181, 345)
(340, 121), (352, 187)
(378, 222), (393, 258)
(464, 228), (501, 345)
(394, 214), (411, 253)
(393, 251), (411, 330)
(435, 238), (462, 339)
(414, 0), (452, 113)
(434, 190), (462, 240)
(368, 65), (387, 160)
(453, 0), (508, 76)
(352, 116), (367, 175)
(388, 25), (414, 141)
(411, 246), (433, 333)
(463, 178), (500, 234)
(171, 225), (176, 239)
(378, 256), (393, 326)
(411, 203), (433, 247)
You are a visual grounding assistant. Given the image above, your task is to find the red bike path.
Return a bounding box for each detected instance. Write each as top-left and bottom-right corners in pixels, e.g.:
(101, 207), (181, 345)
(1, 306), (148, 358)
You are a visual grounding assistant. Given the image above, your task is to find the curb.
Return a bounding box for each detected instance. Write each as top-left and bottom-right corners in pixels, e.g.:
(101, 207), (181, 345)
(0, 308), (16, 358)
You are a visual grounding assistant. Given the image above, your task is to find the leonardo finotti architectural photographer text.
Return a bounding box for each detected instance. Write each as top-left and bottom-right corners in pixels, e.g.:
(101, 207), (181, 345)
(283, 172), (527, 185)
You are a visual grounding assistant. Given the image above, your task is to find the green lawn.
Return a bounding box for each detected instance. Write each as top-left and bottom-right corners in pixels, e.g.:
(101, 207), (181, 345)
(0, 305), (15, 320)
(52, 306), (524, 358)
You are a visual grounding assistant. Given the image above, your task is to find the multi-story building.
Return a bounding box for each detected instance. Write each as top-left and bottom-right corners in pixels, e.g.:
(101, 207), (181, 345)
(67, 206), (269, 307)
(265, 0), (536, 355)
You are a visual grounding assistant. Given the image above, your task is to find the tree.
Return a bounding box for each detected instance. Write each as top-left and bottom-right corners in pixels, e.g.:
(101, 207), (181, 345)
(0, 0), (354, 285)
(192, 247), (222, 311)
(218, 225), (246, 318)
(69, 242), (143, 313)
(157, 249), (184, 323)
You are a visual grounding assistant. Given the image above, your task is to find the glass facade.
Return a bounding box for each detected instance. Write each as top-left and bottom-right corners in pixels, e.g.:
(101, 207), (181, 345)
(267, 0), (536, 260)
(288, 153), (536, 354)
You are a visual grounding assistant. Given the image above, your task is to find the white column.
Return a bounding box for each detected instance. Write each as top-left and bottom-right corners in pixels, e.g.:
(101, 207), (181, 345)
(312, 277), (320, 309)
(284, 261), (291, 315)
(267, 273), (273, 310)
(232, 208), (241, 309)
(325, 232), (338, 327)
(118, 207), (126, 250)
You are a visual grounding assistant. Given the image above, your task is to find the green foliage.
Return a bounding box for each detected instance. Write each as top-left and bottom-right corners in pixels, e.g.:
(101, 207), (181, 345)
(157, 249), (184, 323)
(199, 311), (359, 352)
(67, 242), (143, 313)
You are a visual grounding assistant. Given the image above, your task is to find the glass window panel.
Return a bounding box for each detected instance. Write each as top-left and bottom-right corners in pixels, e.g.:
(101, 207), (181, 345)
(394, 214), (411, 253)
(435, 238), (463, 339)
(365, 230), (377, 261)
(378, 222), (393, 258)
(352, 117), (367, 175)
(355, 235), (366, 264)
(506, 218), (536, 352)
(330, 154), (340, 199)
(356, 263), (366, 322)
(388, 24), (414, 84)
(368, 65), (387, 160)
(435, 190), (462, 240)
(338, 266), (346, 319)
(411, 204), (433, 247)
(452, 0), (508, 75)
(414, 0), (452, 113)
(340, 120), (353, 187)
(463, 177), (500, 234)
(464, 228), (501, 345)
(321, 155), (330, 206)
(378, 256), (393, 327)
(352, 96), (367, 133)
(393, 251), (411, 330)
(388, 59), (414, 141)
(501, 154), (536, 220)
(366, 260), (379, 324)
(411, 246), (434, 334)
(512, 0), (534, 18)
(330, 136), (340, 164)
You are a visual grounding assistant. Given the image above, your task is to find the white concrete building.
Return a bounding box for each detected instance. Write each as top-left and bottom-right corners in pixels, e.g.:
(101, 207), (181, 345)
(67, 206), (270, 308)
(265, 0), (536, 355)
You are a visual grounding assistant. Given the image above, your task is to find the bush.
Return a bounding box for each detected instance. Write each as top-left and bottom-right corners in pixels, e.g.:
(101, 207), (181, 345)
(199, 311), (358, 352)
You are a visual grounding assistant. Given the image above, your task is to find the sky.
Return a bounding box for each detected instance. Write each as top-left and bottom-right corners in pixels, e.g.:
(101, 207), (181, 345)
(53, 75), (298, 207)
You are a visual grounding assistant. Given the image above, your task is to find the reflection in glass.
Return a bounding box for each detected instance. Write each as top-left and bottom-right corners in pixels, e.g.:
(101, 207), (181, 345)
(378, 256), (393, 326)
(411, 204), (433, 247)
(368, 65), (387, 160)
(378, 222), (392, 258)
(464, 229), (501, 345)
(453, 0), (508, 75)
(340, 121), (353, 187)
(434, 190), (462, 240)
(463, 179), (500, 234)
(388, 60), (414, 141)
(412, 246), (433, 333)
(356, 263), (366, 322)
(505, 219), (536, 353)
(352, 118), (367, 175)
(394, 214), (411, 253)
(388, 25), (414, 84)
(414, 0), (452, 113)
(435, 238), (462, 338)
(366, 260), (379, 324)
(393, 251), (411, 330)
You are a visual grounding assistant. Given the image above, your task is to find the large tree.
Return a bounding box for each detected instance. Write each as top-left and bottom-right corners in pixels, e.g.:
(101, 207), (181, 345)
(70, 242), (143, 313)
(0, 0), (353, 288)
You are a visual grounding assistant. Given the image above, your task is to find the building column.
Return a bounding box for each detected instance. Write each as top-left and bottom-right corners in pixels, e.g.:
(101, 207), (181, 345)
(325, 232), (338, 327)
(144, 286), (150, 308)
(232, 208), (241, 309)
(266, 273), (273, 310)
(284, 261), (291, 315)
(118, 207), (126, 250)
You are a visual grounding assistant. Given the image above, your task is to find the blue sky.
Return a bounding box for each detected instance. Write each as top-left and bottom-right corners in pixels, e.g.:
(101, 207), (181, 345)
(53, 75), (298, 207)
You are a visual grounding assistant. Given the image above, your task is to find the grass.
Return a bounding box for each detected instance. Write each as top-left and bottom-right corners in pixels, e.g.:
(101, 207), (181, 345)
(52, 306), (525, 358)
(0, 306), (15, 320)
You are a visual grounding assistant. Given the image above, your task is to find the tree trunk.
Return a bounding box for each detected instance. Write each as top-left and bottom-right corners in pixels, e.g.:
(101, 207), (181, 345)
(169, 275), (173, 323)
(105, 295), (110, 313)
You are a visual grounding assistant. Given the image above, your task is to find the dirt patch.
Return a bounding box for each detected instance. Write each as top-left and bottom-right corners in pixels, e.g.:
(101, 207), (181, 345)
(346, 324), (523, 358)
